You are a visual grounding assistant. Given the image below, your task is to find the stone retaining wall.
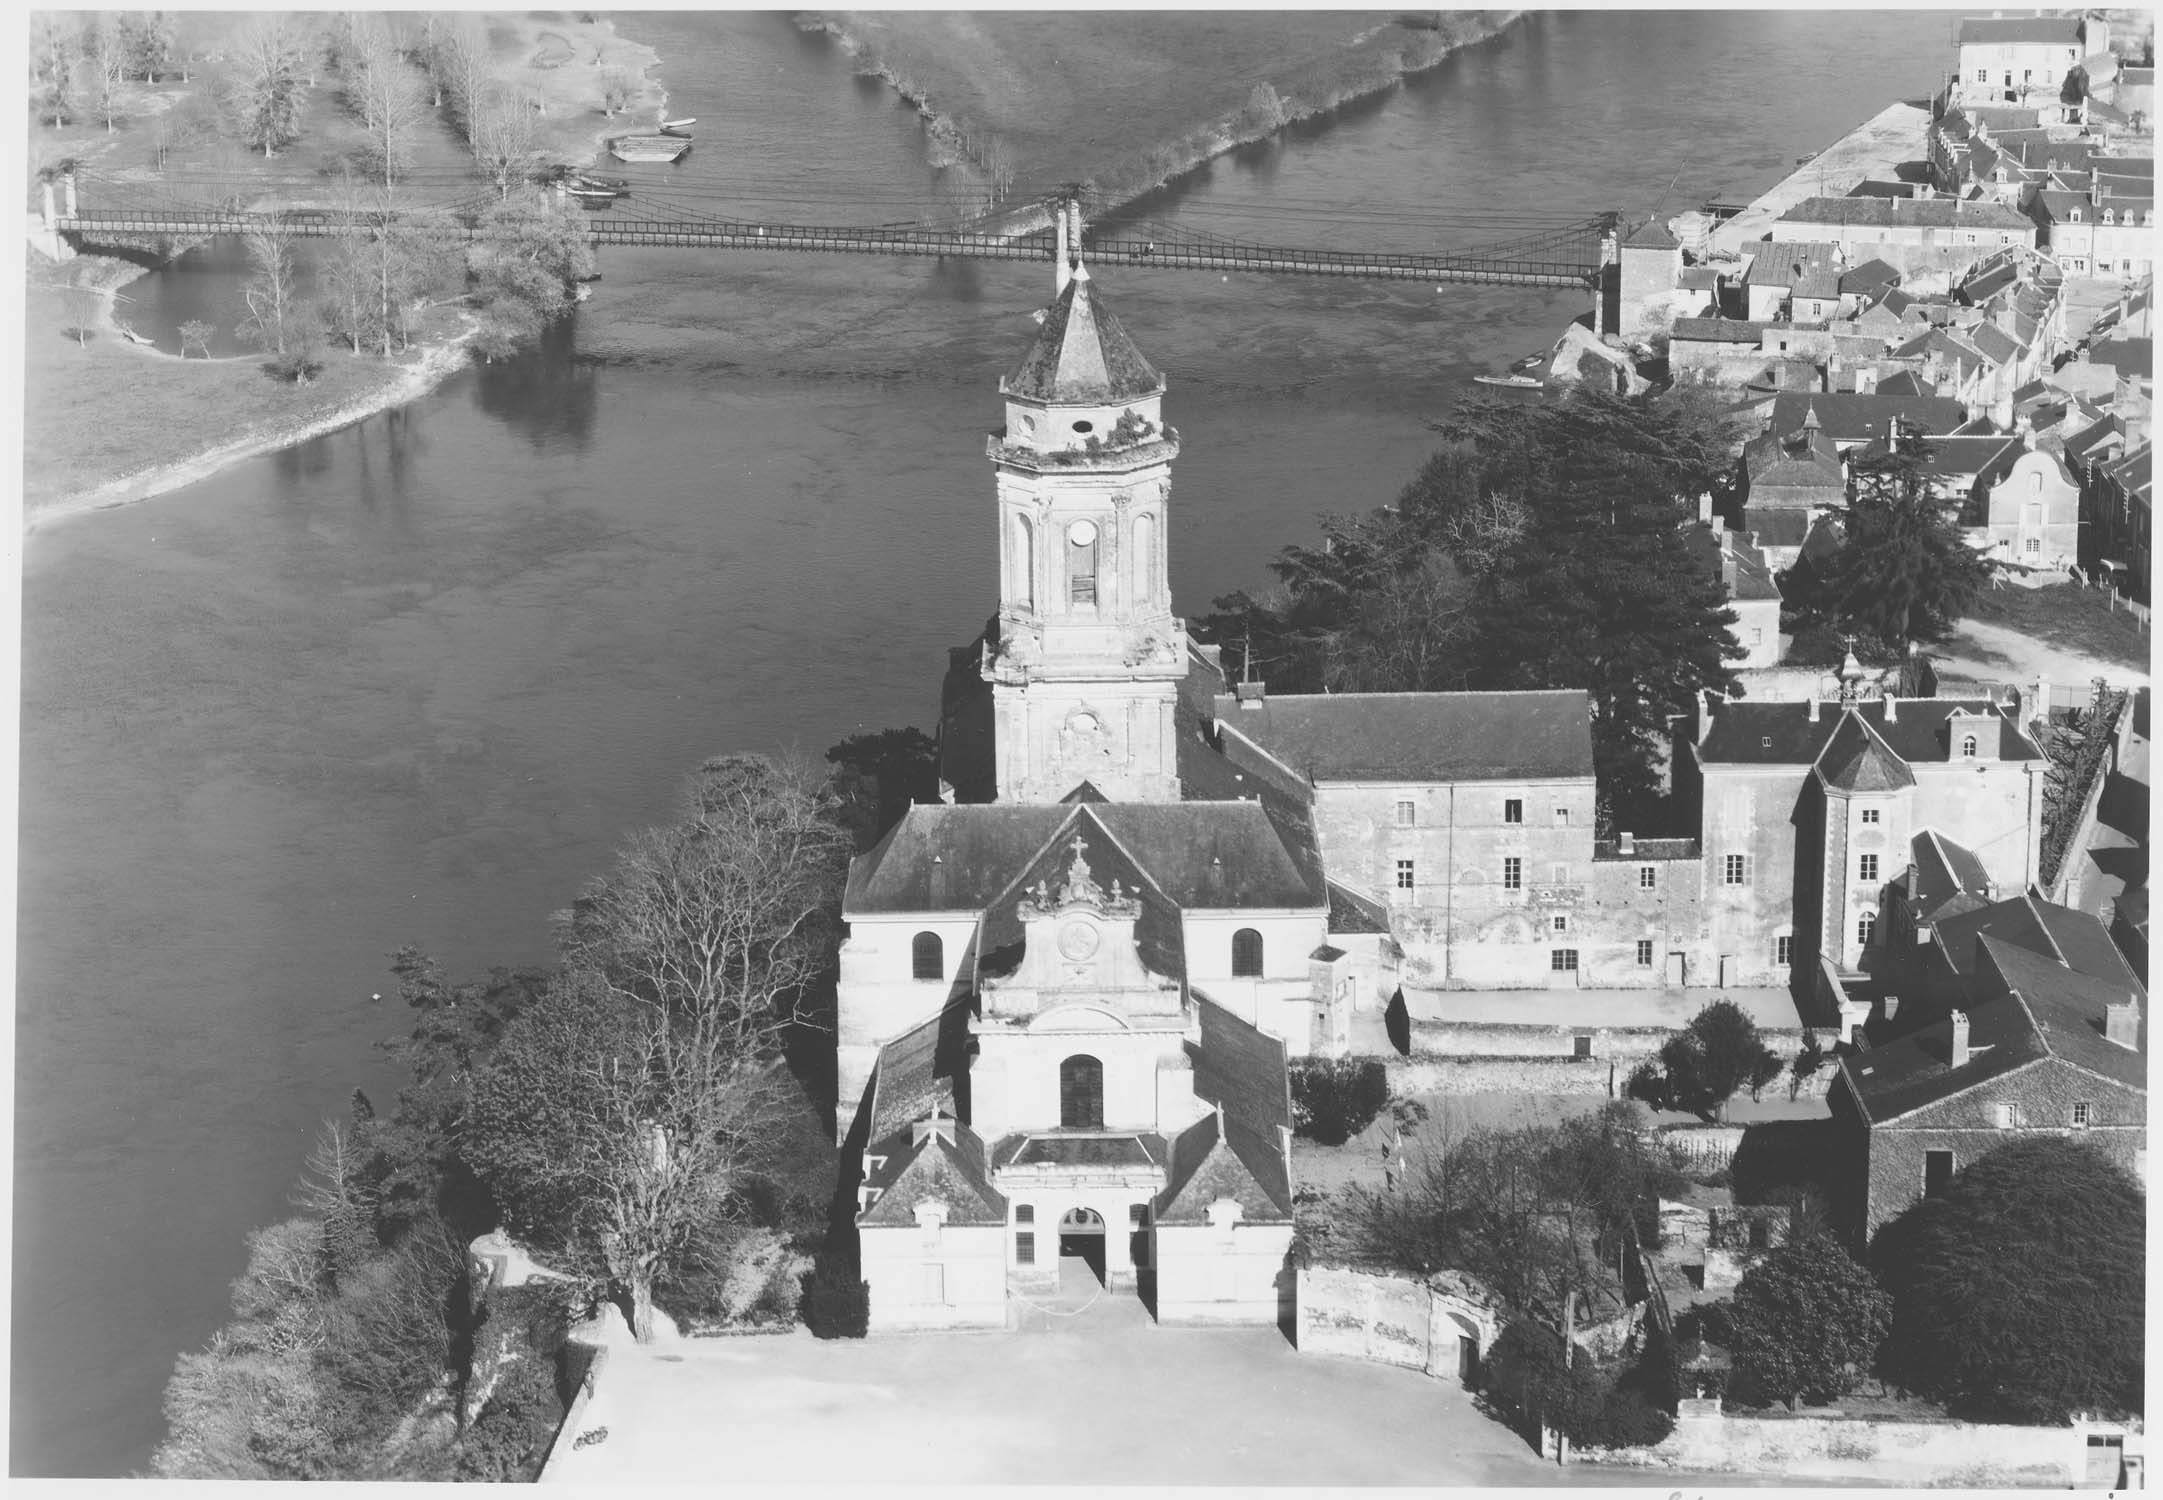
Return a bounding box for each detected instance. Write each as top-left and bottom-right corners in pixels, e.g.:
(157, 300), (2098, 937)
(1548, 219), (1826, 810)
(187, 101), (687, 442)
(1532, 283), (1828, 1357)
(1385, 1056), (1620, 1095)
(1294, 1265), (1505, 1384)
(1588, 1399), (2139, 1487)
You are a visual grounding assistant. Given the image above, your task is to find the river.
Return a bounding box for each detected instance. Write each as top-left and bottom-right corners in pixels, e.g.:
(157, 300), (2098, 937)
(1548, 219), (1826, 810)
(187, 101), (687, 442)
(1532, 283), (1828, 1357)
(14, 10), (1949, 1476)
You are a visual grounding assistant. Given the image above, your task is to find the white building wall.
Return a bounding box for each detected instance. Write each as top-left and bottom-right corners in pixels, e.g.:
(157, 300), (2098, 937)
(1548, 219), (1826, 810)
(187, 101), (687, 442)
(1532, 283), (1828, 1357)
(1153, 1220), (1295, 1325)
(861, 1222), (1009, 1330)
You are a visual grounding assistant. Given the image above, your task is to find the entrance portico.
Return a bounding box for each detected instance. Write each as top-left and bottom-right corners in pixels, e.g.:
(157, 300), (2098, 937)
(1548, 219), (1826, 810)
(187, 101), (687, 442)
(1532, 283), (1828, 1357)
(996, 1134), (1165, 1296)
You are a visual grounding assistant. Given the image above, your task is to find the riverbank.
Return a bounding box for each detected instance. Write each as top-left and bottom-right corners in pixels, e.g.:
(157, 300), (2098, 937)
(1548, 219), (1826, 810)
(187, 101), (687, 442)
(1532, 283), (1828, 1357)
(791, 11), (1522, 219)
(21, 12), (654, 533)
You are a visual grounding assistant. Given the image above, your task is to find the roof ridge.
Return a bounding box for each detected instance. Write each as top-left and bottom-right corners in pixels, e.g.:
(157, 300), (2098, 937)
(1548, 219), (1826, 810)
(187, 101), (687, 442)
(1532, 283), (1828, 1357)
(2020, 894), (2071, 966)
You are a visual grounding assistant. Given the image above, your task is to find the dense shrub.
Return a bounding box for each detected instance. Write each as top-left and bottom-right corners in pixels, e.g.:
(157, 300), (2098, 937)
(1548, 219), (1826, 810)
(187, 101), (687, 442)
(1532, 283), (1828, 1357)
(1581, 1381), (1676, 1448)
(1873, 1136), (2144, 1423)
(1289, 1058), (1390, 1146)
(799, 1253), (869, 1340)
(454, 1352), (562, 1483)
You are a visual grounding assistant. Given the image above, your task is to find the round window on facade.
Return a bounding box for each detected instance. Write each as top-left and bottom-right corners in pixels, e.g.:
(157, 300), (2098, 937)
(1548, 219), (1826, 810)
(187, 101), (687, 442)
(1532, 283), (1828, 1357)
(1072, 420), (1094, 434)
(1021, 414), (1037, 434)
(1067, 519), (1098, 547)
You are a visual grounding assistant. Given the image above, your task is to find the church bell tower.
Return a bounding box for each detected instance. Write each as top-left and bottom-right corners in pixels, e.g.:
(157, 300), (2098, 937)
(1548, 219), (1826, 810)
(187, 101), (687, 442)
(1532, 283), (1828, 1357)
(981, 237), (1187, 804)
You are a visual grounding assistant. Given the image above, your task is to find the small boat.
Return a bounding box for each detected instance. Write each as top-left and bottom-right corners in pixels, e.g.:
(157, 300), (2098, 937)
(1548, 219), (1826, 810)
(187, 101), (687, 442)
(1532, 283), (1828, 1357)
(658, 117), (696, 135)
(565, 185), (618, 209)
(568, 172), (630, 197)
(1509, 351), (1547, 373)
(608, 135), (692, 164)
(1472, 373), (1545, 389)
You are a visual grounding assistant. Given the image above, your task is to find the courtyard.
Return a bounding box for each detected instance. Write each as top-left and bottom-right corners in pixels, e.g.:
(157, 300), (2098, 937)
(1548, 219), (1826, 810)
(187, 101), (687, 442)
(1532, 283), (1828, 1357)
(546, 1265), (1837, 1488)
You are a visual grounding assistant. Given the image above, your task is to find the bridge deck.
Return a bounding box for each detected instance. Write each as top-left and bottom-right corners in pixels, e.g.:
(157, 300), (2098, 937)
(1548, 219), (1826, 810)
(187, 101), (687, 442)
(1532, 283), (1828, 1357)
(53, 208), (1603, 289)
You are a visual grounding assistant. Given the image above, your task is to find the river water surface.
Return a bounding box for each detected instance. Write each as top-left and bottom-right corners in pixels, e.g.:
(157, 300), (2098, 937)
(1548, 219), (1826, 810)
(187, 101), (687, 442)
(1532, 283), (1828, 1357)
(16, 11), (1948, 1475)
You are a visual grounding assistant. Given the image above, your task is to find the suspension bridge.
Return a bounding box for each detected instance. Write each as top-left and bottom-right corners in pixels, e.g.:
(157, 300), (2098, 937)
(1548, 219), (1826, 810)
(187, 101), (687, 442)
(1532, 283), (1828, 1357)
(40, 167), (1618, 290)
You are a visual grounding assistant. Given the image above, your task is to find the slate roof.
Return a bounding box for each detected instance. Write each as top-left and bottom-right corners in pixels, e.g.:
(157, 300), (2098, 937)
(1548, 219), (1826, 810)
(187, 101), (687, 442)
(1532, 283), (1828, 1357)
(1853, 433), (2022, 479)
(1976, 938), (2145, 1090)
(1840, 989), (2049, 1123)
(1697, 697), (2044, 767)
(1930, 893), (2146, 990)
(1775, 196), (2034, 231)
(1155, 1108), (1293, 1224)
(973, 812), (1189, 981)
(1673, 317), (1773, 345)
(1743, 423), (1845, 488)
(1815, 710), (1916, 791)
(1739, 505), (1813, 546)
(1874, 371), (1939, 397)
(1970, 321), (2025, 367)
(1764, 391), (1967, 445)
(1957, 16), (2083, 47)
(1841, 258), (1903, 296)
(1624, 218), (1679, 250)
(858, 1120), (1007, 1225)
(1001, 263), (1163, 404)
(1911, 828), (1996, 918)
(1327, 880), (1394, 936)
(2091, 338), (2152, 377)
(1745, 244), (1841, 290)
(846, 800), (1324, 917)
(867, 1000), (975, 1140)
(1216, 689), (1594, 784)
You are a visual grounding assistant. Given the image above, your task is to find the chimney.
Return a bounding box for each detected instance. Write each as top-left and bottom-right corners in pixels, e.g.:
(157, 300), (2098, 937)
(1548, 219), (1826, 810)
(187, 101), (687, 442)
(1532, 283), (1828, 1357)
(1235, 680), (1266, 710)
(1884, 694), (1899, 722)
(2104, 997), (2140, 1049)
(1884, 993), (1901, 1022)
(1698, 490), (1714, 524)
(1808, 697), (1821, 722)
(1619, 830), (1636, 855)
(1949, 1010), (1971, 1067)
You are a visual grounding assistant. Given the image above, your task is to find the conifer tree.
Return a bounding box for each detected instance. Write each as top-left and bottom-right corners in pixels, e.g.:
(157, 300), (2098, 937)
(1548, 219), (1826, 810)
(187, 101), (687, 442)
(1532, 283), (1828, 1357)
(1787, 436), (1993, 649)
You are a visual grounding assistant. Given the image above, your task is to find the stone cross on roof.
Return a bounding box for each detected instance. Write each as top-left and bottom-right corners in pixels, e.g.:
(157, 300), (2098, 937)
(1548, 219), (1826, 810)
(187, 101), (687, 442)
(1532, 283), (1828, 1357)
(1058, 835), (1104, 907)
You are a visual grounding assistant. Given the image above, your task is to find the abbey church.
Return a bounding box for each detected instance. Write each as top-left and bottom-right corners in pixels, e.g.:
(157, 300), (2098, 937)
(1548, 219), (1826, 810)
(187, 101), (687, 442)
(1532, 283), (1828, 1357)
(833, 254), (2049, 1331)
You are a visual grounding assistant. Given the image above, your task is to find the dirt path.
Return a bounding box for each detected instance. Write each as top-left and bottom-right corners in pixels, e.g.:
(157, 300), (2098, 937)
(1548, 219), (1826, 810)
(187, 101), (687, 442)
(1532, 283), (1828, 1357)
(1936, 617), (2150, 691)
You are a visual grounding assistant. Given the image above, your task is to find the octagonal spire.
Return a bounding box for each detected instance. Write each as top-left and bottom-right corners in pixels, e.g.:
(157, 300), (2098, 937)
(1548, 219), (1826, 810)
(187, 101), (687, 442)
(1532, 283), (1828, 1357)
(1001, 262), (1164, 405)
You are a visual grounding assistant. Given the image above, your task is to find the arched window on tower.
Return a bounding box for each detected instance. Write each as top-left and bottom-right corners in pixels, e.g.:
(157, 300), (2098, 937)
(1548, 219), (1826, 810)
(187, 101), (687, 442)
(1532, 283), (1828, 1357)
(1059, 1054), (1104, 1128)
(1231, 927), (1263, 978)
(1011, 513), (1035, 610)
(912, 931), (944, 982)
(1067, 519), (1099, 606)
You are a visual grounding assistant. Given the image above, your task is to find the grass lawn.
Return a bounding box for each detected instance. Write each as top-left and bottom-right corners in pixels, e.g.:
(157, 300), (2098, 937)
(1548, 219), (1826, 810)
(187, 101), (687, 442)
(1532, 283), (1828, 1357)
(22, 274), (464, 516)
(1961, 584), (2151, 673)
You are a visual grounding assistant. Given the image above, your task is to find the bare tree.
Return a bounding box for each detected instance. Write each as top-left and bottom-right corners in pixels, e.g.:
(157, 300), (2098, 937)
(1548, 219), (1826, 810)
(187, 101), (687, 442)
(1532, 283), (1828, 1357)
(238, 220), (312, 379)
(319, 173), (379, 355)
(49, 266), (107, 348)
(432, 15), (493, 152)
(470, 84), (540, 198)
(465, 756), (852, 1341)
(80, 13), (131, 132)
(348, 29), (428, 187)
(224, 13), (310, 157)
(599, 65), (636, 116)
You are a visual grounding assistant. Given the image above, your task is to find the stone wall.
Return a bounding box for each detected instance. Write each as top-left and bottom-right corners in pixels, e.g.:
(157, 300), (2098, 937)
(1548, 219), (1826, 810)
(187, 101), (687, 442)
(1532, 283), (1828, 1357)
(1294, 1265), (1504, 1383)
(1385, 1055), (1623, 1096)
(1589, 1398), (2137, 1487)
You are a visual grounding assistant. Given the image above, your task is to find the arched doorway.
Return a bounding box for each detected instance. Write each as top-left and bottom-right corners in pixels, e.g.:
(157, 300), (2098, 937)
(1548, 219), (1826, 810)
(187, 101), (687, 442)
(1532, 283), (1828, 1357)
(1058, 1206), (1106, 1286)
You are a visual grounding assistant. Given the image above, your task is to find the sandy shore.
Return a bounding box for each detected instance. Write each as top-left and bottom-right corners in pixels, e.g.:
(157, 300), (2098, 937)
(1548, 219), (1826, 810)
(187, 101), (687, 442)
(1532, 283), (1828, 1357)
(24, 305), (480, 537)
(23, 14), (658, 536)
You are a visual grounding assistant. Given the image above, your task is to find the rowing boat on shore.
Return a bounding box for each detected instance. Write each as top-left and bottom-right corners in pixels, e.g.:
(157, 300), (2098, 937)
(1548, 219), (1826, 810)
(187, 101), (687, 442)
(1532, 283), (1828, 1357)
(1471, 373), (1544, 390)
(659, 117), (696, 135)
(608, 135), (692, 164)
